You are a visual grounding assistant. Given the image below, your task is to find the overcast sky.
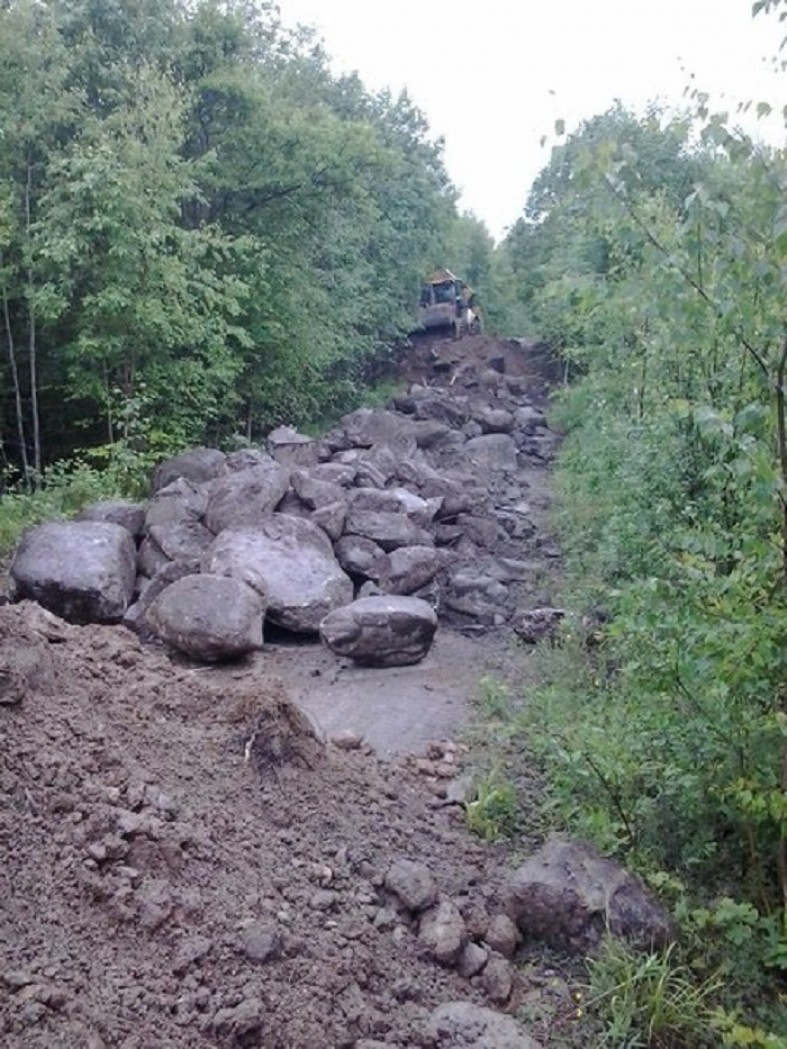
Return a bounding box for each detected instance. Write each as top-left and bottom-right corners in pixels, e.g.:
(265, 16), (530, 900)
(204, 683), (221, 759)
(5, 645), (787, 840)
(276, 0), (784, 240)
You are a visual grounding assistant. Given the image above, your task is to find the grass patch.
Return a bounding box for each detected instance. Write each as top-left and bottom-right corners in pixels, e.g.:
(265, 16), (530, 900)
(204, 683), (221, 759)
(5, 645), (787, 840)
(0, 459), (125, 556)
(585, 939), (722, 1049)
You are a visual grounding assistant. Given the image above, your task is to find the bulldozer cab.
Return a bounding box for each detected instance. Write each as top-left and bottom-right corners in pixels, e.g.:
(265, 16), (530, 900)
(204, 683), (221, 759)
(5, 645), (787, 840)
(417, 268), (481, 338)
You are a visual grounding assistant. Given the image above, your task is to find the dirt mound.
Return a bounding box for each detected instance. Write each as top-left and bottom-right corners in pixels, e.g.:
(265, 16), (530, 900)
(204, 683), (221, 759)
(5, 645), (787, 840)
(399, 334), (560, 400)
(1, 335), (578, 1047)
(0, 602), (541, 1047)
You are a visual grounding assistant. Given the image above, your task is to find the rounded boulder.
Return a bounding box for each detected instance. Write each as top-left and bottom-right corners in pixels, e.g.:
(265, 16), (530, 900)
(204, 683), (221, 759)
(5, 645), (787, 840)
(319, 595), (437, 667)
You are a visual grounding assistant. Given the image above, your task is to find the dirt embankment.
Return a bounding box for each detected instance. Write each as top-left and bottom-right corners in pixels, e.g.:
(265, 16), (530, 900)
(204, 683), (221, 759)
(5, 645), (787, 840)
(0, 335), (577, 1048)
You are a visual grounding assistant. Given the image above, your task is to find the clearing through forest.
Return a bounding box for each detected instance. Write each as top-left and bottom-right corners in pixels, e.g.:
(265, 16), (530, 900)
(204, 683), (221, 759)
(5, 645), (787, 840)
(0, 334), (581, 1049)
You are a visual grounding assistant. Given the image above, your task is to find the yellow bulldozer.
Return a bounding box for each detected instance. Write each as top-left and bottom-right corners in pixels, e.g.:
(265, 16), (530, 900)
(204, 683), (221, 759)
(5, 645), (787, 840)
(416, 268), (483, 339)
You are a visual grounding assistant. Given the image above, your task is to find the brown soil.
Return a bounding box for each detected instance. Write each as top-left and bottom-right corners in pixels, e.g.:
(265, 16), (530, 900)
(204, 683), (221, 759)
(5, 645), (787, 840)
(0, 337), (581, 1048)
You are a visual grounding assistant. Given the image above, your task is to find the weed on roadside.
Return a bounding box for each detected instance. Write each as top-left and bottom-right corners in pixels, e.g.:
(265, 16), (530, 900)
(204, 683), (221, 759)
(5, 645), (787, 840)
(584, 938), (722, 1049)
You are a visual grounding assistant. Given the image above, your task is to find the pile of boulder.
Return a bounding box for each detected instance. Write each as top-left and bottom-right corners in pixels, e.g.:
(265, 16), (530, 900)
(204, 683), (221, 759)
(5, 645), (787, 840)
(7, 355), (558, 664)
(377, 833), (673, 1020)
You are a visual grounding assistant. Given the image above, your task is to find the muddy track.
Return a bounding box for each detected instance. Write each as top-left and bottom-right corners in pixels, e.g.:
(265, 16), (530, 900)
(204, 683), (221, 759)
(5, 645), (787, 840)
(0, 336), (580, 1048)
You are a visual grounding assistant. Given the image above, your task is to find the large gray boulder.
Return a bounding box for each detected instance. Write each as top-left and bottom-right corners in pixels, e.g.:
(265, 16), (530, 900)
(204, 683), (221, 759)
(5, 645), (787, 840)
(225, 448), (271, 472)
(145, 477), (208, 532)
(310, 501), (347, 542)
(464, 433), (518, 473)
(343, 509), (434, 552)
(203, 516), (353, 634)
(308, 462), (357, 488)
(410, 419), (454, 449)
(266, 425), (318, 468)
(123, 559), (201, 637)
(319, 595), (437, 667)
(9, 521), (136, 624)
(444, 570), (509, 620)
(145, 574), (264, 662)
(76, 500), (146, 538)
(149, 521), (215, 562)
(290, 469), (346, 511)
(204, 464), (290, 533)
(475, 406), (515, 434)
(137, 535), (171, 579)
(347, 486), (439, 527)
(334, 535), (386, 579)
(346, 488), (404, 514)
(413, 392), (470, 428)
(151, 447), (227, 492)
(138, 520), (215, 579)
(419, 477), (475, 520)
(387, 487), (442, 527)
(341, 408), (411, 448)
(504, 836), (676, 953)
(425, 1002), (542, 1049)
(375, 546), (440, 595)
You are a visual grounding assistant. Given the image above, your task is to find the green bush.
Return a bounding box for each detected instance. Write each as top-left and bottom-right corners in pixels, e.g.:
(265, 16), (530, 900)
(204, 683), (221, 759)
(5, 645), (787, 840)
(0, 458), (126, 555)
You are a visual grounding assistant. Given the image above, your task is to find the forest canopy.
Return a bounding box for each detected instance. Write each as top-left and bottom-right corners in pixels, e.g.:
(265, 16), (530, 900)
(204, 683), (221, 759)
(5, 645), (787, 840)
(0, 0), (493, 486)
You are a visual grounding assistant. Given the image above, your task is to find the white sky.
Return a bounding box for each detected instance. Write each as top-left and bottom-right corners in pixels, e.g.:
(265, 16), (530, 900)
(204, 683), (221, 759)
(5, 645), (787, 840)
(277, 1), (785, 240)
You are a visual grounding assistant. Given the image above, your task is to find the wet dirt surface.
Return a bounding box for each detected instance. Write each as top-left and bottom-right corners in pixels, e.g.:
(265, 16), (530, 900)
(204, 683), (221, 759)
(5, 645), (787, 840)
(0, 336), (585, 1048)
(266, 629), (504, 760)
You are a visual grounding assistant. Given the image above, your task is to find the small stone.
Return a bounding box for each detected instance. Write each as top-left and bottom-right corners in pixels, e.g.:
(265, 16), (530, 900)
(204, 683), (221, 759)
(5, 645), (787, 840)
(482, 953), (514, 1003)
(212, 997), (265, 1039)
(241, 922), (282, 964)
(443, 774), (474, 806)
(373, 906), (398, 932)
(419, 898), (467, 966)
(310, 889), (339, 911)
(330, 729), (363, 751)
(413, 758), (438, 777)
(385, 859), (438, 913)
(484, 914), (520, 959)
(426, 1001), (542, 1049)
(457, 941), (489, 978)
(2, 970), (35, 990)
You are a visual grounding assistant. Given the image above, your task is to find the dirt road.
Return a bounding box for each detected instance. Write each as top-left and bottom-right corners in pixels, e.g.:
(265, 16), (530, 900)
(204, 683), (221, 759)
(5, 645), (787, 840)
(0, 335), (575, 1048)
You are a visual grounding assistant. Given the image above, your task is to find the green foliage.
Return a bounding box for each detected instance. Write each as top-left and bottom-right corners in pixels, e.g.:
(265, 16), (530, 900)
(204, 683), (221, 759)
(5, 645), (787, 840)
(0, 0), (457, 474)
(0, 458), (124, 554)
(585, 939), (721, 1048)
(495, 28), (787, 1042)
(465, 771), (519, 842)
(476, 675), (514, 721)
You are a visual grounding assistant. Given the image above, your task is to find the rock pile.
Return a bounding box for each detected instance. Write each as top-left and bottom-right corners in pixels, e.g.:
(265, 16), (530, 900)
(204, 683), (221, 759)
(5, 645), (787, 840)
(7, 344), (559, 663)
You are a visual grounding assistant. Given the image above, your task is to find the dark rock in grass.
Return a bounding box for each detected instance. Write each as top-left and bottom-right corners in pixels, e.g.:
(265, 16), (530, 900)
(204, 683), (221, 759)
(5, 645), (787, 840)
(504, 835), (676, 953)
(511, 607), (565, 644)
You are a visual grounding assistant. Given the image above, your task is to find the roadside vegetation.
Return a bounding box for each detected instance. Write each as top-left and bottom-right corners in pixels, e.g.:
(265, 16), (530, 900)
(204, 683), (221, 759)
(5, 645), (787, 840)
(474, 6), (787, 1043)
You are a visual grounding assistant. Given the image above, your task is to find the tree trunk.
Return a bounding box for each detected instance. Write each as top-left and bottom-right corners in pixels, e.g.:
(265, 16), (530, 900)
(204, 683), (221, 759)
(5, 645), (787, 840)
(24, 160), (41, 479)
(0, 249), (31, 488)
